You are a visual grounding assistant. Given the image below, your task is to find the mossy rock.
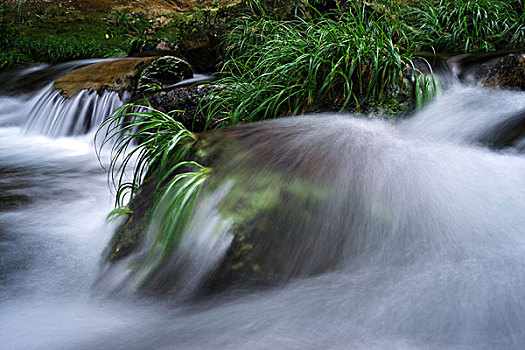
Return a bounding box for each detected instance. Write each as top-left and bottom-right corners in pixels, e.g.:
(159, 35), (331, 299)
(136, 56), (193, 93)
(477, 53), (525, 91)
(104, 128), (337, 294)
(106, 180), (156, 262)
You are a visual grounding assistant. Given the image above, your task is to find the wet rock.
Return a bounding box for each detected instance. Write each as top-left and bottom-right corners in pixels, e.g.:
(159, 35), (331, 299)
(478, 54), (525, 90)
(180, 36), (217, 73)
(53, 57), (157, 98)
(106, 180), (156, 262)
(104, 128), (338, 295)
(155, 40), (174, 51)
(475, 53), (525, 90)
(136, 56), (193, 93)
(146, 84), (218, 132)
(478, 109), (525, 150)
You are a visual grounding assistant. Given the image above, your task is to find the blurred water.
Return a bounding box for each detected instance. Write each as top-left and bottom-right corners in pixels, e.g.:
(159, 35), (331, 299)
(0, 62), (525, 350)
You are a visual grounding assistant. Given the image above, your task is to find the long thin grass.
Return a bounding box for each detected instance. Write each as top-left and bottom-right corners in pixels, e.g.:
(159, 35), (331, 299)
(203, 1), (415, 128)
(149, 162), (210, 260)
(402, 0), (523, 52)
(96, 103), (198, 212)
(96, 103), (212, 261)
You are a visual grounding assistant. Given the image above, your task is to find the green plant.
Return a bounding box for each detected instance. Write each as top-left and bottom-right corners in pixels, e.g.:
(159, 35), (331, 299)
(14, 36), (116, 63)
(96, 103), (198, 209)
(124, 34), (156, 53)
(148, 162), (210, 260)
(203, 1), (415, 128)
(107, 9), (153, 36)
(97, 102), (211, 265)
(404, 0), (523, 52)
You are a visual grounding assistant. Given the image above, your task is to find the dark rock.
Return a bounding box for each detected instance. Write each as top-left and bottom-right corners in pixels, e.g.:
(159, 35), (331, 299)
(180, 36), (217, 73)
(453, 53), (525, 90)
(476, 53), (525, 90)
(136, 56), (193, 93)
(478, 109), (525, 150)
(155, 40), (174, 51)
(146, 84), (218, 132)
(106, 180), (156, 262)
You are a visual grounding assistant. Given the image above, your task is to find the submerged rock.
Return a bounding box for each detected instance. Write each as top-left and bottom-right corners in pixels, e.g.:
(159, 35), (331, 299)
(107, 180), (156, 262)
(103, 122), (344, 295)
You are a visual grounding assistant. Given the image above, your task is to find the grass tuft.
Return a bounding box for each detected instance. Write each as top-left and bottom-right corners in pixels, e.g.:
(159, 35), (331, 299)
(203, 1), (415, 127)
(96, 102), (211, 263)
(96, 102), (197, 209)
(401, 0), (524, 53)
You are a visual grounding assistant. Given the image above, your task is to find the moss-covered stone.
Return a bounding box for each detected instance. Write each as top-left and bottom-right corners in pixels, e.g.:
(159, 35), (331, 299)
(136, 56), (193, 93)
(477, 53), (525, 91)
(106, 180), (156, 262)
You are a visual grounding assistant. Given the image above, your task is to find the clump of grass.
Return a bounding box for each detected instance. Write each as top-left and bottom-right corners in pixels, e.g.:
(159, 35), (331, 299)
(106, 9), (157, 53)
(203, 1), (415, 128)
(96, 102), (211, 265)
(107, 9), (153, 36)
(96, 103), (199, 210)
(403, 0), (524, 52)
(149, 162), (210, 260)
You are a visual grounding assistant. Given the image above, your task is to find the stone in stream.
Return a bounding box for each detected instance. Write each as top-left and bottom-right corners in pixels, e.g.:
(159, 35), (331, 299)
(453, 53), (525, 90)
(103, 128), (337, 295)
(136, 56), (193, 93)
(53, 56), (193, 98)
(476, 53), (525, 90)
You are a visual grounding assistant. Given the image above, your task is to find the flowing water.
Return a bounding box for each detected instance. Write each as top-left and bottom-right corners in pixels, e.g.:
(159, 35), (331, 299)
(1, 61), (525, 349)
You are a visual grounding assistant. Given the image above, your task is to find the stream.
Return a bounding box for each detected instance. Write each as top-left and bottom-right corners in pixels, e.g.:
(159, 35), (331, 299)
(1, 62), (525, 349)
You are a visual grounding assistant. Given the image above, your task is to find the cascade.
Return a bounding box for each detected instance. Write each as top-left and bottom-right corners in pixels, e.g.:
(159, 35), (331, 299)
(23, 87), (123, 137)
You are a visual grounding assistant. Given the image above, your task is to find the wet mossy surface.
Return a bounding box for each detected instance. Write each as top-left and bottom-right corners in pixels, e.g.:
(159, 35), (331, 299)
(477, 54), (525, 91)
(106, 180), (156, 262)
(137, 56), (194, 93)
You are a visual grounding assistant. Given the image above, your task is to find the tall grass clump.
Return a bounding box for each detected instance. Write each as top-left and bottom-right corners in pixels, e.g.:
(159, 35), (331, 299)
(403, 0), (524, 52)
(96, 104), (205, 213)
(203, 1), (415, 128)
(96, 103), (211, 263)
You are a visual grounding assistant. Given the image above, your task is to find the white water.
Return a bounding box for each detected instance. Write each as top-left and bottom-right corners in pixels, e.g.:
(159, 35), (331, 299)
(1, 61), (525, 349)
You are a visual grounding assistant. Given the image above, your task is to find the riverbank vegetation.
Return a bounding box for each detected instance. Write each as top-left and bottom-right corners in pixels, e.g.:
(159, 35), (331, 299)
(203, 0), (524, 125)
(0, 0), (245, 70)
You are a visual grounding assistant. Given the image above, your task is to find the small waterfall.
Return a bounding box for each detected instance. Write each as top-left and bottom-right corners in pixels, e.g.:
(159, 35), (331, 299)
(1, 54), (525, 349)
(23, 87), (123, 137)
(0, 60), (125, 138)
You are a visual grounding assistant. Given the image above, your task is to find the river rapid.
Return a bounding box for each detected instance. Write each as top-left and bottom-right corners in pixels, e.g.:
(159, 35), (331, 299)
(1, 62), (525, 349)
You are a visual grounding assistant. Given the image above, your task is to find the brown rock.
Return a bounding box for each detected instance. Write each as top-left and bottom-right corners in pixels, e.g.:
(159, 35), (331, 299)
(53, 57), (157, 98)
